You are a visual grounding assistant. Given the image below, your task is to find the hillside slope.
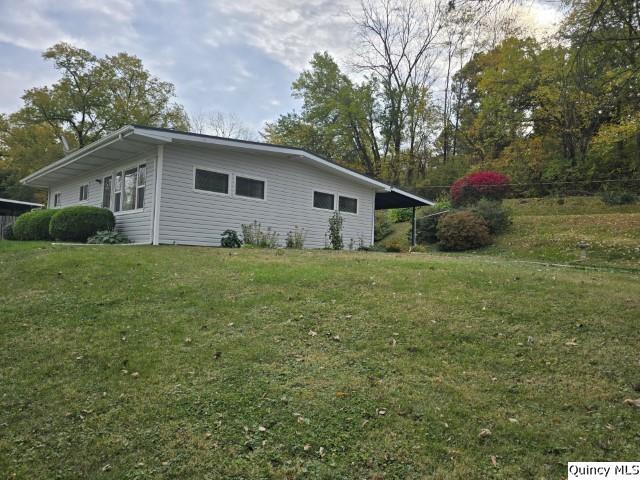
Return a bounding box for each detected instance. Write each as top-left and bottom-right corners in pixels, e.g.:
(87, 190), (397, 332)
(378, 197), (640, 268)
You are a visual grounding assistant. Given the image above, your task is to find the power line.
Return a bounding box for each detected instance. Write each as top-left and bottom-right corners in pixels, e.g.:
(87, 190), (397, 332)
(419, 178), (640, 188)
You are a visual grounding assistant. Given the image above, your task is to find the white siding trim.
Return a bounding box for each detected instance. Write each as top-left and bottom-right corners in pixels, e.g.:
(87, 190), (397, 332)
(152, 145), (164, 245)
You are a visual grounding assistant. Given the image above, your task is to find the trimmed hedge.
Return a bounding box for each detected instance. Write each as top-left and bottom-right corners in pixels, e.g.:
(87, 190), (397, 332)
(437, 211), (492, 251)
(13, 209), (56, 240)
(50, 206), (115, 242)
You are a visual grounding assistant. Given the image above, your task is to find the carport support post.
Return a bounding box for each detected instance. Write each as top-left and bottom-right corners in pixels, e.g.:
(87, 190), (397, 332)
(411, 206), (417, 247)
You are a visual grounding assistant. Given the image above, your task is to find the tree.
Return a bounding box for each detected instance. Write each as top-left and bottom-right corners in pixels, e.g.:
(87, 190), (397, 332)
(189, 111), (255, 140)
(263, 52), (382, 176)
(20, 43), (189, 152)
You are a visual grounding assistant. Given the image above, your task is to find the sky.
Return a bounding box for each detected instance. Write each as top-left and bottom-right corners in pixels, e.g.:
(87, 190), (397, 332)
(0, 0), (564, 134)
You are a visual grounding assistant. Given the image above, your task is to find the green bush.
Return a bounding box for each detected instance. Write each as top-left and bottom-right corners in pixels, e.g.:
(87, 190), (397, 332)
(328, 211), (344, 250)
(87, 230), (129, 244)
(413, 211), (445, 244)
(49, 206), (115, 242)
(220, 229), (242, 248)
(600, 189), (637, 205)
(13, 209), (56, 240)
(471, 199), (512, 234)
(390, 208), (413, 223)
(241, 221), (279, 248)
(437, 211), (492, 251)
(374, 211), (393, 241)
(3, 223), (15, 240)
(286, 226), (306, 249)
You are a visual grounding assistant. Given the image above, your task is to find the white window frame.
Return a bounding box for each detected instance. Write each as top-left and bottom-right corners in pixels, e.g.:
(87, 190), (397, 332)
(79, 184), (89, 202)
(111, 162), (147, 215)
(338, 194), (359, 215)
(192, 165), (231, 197)
(233, 174), (267, 201)
(312, 190), (336, 211)
(53, 192), (62, 208)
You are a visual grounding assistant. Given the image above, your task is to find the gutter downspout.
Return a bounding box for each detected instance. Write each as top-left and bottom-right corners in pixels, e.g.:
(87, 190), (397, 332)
(152, 145), (164, 245)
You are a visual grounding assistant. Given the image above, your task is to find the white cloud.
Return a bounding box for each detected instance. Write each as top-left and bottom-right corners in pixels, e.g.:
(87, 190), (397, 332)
(204, 0), (358, 72)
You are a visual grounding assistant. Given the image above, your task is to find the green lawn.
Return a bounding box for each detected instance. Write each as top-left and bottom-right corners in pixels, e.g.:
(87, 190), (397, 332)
(1, 241), (639, 479)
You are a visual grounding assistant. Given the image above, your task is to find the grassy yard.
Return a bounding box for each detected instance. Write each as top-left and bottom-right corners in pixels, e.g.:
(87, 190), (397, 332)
(1, 241), (639, 479)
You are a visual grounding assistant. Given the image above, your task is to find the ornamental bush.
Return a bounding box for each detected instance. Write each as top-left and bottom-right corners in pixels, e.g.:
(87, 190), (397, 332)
(220, 229), (242, 248)
(471, 199), (512, 234)
(12, 209), (56, 240)
(451, 171), (510, 206)
(436, 211), (492, 251)
(49, 206), (115, 242)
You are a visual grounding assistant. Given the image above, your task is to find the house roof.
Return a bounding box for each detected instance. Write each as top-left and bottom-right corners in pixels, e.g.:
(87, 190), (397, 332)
(0, 197), (43, 216)
(21, 125), (433, 208)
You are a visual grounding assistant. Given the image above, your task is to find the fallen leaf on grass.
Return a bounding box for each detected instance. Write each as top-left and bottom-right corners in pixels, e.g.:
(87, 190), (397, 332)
(303, 444), (312, 451)
(491, 455), (497, 466)
(623, 398), (640, 408)
(258, 426), (266, 432)
(478, 428), (492, 439)
(308, 330), (317, 337)
(565, 339), (578, 346)
(335, 391), (349, 398)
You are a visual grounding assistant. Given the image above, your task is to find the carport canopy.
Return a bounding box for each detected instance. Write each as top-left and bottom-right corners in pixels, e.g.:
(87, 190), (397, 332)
(0, 197), (43, 216)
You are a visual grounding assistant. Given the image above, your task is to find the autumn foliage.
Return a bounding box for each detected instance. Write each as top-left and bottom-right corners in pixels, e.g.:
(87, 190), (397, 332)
(450, 171), (511, 206)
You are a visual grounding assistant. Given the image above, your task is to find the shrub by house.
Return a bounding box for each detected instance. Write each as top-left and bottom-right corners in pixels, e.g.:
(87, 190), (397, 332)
(12, 209), (56, 241)
(49, 206), (115, 242)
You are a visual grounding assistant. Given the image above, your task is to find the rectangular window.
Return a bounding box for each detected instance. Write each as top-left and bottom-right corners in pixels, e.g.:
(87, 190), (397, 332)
(102, 176), (112, 208)
(235, 176), (265, 199)
(137, 164), (146, 209)
(122, 167), (137, 211)
(114, 171), (122, 212)
(339, 196), (358, 214)
(79, 184), (88, 201)
(53, 192), (61, 207)
(194, 168), (228, 194)
(313, 191), (334, 210)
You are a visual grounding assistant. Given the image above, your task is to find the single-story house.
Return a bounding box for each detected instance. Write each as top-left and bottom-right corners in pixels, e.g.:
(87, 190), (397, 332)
(21, 125), (432, 247)
(0, 197), (43, 239)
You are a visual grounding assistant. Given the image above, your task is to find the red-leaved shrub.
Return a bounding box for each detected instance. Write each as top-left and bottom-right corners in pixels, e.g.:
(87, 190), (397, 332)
(451, 171), (510, 206)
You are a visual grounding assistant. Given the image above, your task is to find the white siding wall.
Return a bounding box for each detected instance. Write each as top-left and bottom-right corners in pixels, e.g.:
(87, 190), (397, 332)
(48, 152), (156, 244)
(158, 144), (376, 248)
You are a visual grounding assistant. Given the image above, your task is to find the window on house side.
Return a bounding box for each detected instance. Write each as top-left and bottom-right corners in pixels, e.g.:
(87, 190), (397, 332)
(339, 196), (357, 214)
(102, 176), (112, 208)
(313, 191), (334, 210)
(235, 176), (265, 199)
(194, 169), (228, 194)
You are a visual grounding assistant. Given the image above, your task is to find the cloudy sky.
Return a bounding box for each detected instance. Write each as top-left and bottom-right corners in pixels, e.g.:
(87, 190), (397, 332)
(0, 0), (563, 134)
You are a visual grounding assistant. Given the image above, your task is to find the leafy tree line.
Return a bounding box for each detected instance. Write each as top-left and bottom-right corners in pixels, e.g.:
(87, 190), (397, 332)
(264, 0), (640, 197)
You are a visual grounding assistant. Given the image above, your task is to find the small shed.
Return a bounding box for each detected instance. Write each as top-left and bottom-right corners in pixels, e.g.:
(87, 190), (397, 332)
(0, 197), (43, 239)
